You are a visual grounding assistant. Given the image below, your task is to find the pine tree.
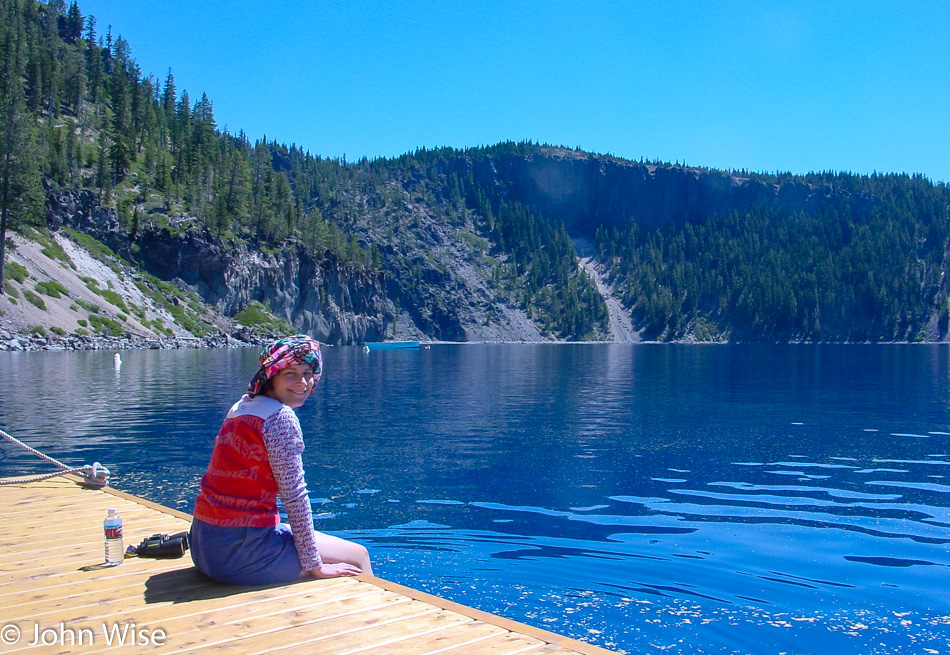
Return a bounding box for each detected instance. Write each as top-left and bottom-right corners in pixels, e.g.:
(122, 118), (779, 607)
(83, 15), (102, 103)
(64, 1), (83, 42)
(0, 0), (43, 289)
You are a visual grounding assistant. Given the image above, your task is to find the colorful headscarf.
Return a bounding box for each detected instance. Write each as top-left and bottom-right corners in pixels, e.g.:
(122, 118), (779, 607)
(248, 334), (323, 396)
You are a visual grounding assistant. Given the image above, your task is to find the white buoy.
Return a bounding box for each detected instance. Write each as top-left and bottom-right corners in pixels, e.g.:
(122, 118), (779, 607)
(113, 353), (122, 368)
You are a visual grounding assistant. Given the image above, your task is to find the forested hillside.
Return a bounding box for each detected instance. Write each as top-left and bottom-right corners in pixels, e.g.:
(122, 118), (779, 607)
(2, 0), (948, 345)
(592, 171), (950, 341)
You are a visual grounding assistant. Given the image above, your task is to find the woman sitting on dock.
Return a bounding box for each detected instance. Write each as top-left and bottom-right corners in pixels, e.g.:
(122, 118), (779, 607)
(190, 334), (373, 585)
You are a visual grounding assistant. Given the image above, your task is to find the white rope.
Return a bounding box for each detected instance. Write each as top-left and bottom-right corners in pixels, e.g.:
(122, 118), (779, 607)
(0, 428), (110, 488)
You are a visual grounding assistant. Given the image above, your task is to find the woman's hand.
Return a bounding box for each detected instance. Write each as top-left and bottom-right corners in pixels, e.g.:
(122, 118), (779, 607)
(311, 562), (362, 579)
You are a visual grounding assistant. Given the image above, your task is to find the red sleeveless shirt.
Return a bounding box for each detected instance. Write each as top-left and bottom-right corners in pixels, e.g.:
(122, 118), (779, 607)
(193, 396), (283, 527)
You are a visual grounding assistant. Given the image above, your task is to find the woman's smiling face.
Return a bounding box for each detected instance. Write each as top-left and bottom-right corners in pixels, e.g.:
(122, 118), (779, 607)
(265, 362), (315, 408)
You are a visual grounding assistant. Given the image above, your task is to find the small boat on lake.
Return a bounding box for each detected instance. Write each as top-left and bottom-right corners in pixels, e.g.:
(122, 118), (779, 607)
(364, 341), (420, 350)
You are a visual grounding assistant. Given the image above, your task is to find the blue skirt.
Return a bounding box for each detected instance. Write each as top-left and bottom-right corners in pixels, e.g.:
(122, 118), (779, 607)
(190, 518), (303, 585)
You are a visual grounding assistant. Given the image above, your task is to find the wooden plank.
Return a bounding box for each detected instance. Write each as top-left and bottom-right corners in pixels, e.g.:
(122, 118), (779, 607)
(91, 585), (407, 653)
(429, 632), (553, 655)
(0, 524), (187, 563)
(159, 593), (429, 653)
(3, 575), (192, 616)
(7, 567), (360, 623)
(3, 498), (103, 514)
(0, 556), (186, 593)
(0, 515), (187, 541)
(364, 620), (510, 655)
(211, 606), (470, 655)
(0, 513), (183, 545)
(0, 499), (184, 524)
(0, 530), (187, 565)
(87, 576), (369, 630)
(367, 578), (618, 655)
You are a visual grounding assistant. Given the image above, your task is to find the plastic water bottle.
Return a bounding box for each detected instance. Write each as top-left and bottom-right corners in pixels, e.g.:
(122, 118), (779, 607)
(103, 508), (123, 565)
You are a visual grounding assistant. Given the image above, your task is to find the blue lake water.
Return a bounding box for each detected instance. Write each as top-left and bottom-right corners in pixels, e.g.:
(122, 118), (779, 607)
(1, 344), (948, 654)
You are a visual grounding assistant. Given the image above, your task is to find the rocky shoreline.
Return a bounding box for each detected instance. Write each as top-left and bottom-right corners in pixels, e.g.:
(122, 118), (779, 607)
(0, 322), (264, 352)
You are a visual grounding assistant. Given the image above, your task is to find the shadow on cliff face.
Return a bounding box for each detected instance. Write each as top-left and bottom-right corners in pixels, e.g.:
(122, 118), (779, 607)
(474, 151), (878, 236)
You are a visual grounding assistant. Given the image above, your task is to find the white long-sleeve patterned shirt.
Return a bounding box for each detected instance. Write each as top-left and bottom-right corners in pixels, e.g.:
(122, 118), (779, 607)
(261, 405), (322, 571)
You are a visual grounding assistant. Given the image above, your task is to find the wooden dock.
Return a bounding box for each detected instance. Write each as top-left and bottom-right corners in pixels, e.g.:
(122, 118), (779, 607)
(0, 476), (618, 654)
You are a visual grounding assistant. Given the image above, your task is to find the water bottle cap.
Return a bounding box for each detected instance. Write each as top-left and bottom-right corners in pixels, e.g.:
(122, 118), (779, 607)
(108, 508), (117, 514)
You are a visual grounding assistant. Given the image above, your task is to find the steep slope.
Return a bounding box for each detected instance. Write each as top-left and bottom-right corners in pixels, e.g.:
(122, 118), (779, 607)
(573, 237), (638, 343)
(1, 230), (242, 350)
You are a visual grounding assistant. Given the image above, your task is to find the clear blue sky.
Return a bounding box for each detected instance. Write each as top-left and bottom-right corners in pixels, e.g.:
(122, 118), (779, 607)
(76, 1), (950, 183)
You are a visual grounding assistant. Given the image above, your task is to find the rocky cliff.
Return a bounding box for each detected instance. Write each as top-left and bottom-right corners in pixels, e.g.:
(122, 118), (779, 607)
(43, 189), (391, 345)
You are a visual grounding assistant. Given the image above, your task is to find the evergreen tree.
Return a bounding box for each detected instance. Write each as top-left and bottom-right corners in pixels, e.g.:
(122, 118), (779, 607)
(83, 14), (102, 103)
(0, 0), (43, 289)
(64, 1), (83, 42)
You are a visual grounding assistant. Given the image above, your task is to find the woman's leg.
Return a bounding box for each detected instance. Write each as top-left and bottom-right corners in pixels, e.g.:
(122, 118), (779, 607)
(313, 531), (374, 576)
